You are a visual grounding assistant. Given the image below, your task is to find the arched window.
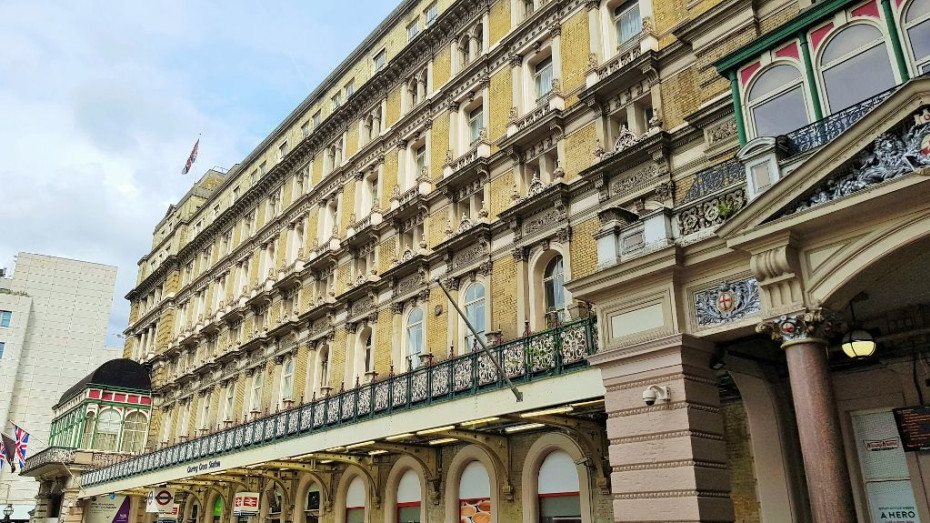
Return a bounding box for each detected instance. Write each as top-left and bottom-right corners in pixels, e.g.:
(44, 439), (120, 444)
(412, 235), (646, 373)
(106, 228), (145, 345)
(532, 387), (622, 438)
(363, 331), (373, 374)
(746, 65), (810, 136)
(280, 357), (295, 402)
(94, 409), (121, 451)
(305, 483), (321, 523)
(82, 412), (95, 448)
(407, 308), (424, 370)
(544, 256), (566, 326)
(538, 451), (581, 522)
(268, 489), (283, 523)
(463, 283), (486, 350)
(345, 477), (366, 523)
(820, 24), (896, 113)
(396, 470), (422, 522)
(120, 411), (147, 453)
(190, 501), (200, 523)
(459, 461), (492, 521)
(904, 0), (930, 73)
(212, 497), (223, 523)
(614, 0), (641, 46)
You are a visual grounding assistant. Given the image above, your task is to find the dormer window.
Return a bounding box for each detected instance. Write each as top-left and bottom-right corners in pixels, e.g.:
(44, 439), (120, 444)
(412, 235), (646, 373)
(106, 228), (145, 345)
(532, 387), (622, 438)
(819, 24), (895, 114)
(737, 137), (785, 200)
(614, 0), (641, 46)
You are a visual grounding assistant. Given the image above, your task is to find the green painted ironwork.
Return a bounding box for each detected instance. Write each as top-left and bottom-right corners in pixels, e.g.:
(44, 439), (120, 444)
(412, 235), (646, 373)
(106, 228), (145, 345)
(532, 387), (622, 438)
(82, 318), (599, 488)
(799, 34), (825, 121)
(729, 71), (748, 146)
(882, 0), (911, 82)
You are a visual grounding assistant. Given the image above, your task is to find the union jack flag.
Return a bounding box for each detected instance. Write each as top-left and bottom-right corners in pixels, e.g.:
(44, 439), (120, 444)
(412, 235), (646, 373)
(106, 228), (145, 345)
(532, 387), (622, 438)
(12, 425), (29, 470)
(0, 432), (16, 472)
(181, 138), (200, 175)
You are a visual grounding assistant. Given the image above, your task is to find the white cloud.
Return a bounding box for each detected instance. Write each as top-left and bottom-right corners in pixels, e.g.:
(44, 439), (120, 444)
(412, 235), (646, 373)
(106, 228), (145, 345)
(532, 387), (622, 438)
(0, 0), (395, 346)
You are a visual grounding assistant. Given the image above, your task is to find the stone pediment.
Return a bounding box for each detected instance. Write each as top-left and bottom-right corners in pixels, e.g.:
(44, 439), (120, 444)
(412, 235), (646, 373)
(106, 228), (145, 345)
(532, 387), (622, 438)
(718, 78), (930, 240)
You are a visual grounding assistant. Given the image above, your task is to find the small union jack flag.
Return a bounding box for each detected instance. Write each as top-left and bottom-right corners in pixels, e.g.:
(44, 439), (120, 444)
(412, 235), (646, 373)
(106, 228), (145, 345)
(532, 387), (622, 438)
(0, 432), (16, 472)
(181, 138), (200, 175)
(12, 424), (29, 470)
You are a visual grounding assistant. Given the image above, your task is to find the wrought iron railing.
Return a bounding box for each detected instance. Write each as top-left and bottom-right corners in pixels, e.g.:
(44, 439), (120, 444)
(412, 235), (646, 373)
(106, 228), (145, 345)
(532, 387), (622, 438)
(22, 446), (75, 472)
(786, 72), (930, 155)
(82, 318), (598, 488)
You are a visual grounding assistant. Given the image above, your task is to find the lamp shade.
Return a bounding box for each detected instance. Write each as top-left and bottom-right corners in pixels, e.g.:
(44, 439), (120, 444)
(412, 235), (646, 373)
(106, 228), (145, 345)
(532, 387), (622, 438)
(3, 505), (13, 517)
(842, 329), (876, 359)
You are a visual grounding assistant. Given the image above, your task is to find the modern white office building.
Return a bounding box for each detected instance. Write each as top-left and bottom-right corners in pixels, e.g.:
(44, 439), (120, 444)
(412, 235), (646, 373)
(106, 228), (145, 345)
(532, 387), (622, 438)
(0, 253), (119, 520)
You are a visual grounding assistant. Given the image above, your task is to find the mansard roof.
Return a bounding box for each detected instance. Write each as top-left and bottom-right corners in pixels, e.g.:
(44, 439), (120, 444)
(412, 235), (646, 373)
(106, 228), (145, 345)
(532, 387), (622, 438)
(55, 358), (152, 409)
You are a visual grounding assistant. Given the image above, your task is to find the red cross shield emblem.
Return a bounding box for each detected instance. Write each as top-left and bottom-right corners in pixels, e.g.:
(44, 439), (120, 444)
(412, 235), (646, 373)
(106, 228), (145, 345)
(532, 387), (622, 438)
(716, 290), (737, 313)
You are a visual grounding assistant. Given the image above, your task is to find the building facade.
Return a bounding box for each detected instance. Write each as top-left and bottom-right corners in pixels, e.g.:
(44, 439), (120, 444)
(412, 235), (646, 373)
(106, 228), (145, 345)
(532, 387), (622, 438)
(64, 0), (930, 521)
(0, 253), (119, 520)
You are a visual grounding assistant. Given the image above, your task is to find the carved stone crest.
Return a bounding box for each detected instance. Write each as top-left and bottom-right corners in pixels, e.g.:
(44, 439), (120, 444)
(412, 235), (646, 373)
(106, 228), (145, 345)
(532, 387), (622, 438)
(694, 279), (761, 326)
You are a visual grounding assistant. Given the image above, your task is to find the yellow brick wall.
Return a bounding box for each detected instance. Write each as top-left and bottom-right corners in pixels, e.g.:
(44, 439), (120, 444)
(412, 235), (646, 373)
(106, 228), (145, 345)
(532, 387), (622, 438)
(209, 388), (221, 429)
(491, 255), (518, 340)
(282, 176), (294, 208)
(654, 0), (688, 49)
(345, 121), (360, 159)
(759, 5), (800, 34)
(428, 207), (450, 248)
(428, 287), (448, 356)
(488, 69), (511, 145)
(313, 155), (324, 184)
(560, 10), (590, 106)
(234, 374), (247, 421)
(488, 171), (513, 219)
(128, 302), (140, 324)
(433, 44), (452, 89)
(569, 218), (598, 280)
(563, 122), (597, 182)
(378, 240), (395, 274)
(294, 346), (309, 402)
(382, 152), (399, 210)
(305, 209), (319, 251)
(675, 174), (696, 205)
(332, 329), (348, 390)
(165, 269), (181, 295)
(155, 309), (176, 352)
(261, 365), (275, 413)
(341, 179), (356, 234)
(488, 0), (510, 47)
(386, 87), (402, 127)
(375, 309), (394, 375)
(249, 250), (261, 286)
(431, 111), (450, 178)
(660, 68), (701, 130)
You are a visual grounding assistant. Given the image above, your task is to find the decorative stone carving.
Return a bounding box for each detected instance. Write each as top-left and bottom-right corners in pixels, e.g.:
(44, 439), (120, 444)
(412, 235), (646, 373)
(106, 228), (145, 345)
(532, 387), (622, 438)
(654, 181), (674, 201)
(694, 279), (761, 326)
(610, 163), (659, 196)
(677, 186), (746, 236)
(788, 114), (930, 214)
(756, 310), (836, 344)
(526, 172), (548, 197)
(453, 238), (489, 269)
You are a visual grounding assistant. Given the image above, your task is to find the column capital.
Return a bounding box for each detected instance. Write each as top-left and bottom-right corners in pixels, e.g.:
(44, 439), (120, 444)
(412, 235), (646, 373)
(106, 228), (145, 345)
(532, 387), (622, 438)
(756, 309), (837, 347)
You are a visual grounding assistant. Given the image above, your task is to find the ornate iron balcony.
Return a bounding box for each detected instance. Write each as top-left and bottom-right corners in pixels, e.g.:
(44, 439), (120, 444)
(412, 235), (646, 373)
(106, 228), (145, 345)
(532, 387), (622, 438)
(82, 317), (598, 487)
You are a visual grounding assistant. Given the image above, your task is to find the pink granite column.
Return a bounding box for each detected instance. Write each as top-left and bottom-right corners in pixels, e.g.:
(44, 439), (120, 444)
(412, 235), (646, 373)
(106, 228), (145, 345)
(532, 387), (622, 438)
(759, 313), (855, 523)
(589, 333), (734, 522)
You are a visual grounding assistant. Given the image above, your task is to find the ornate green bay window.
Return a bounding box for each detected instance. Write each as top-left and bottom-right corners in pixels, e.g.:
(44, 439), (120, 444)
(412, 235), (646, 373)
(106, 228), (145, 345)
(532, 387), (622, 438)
(47, 359), (153, 454)
(715, 0), (922, 145)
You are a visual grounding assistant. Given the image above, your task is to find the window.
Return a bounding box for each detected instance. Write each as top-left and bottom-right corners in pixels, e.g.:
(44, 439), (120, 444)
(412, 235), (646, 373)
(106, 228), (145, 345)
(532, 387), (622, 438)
(302, 122), (311, 138)
(905, 0), (930, 73)
(313, 111), (322, 128)
(425, 3), (438, 25)
(305, 484), (322, 523)
(121, 412), (147, 453)
(544, 256), (566, 324)
(332, 93), (342, 110)
(746, 65), (810, 137)
(213, 204), (220, 220)
(223, 383), (235, 421)
(414, 145), (426, 180)
(319, 346), (331, 389)
(534, 56), (554, 102)
(345, 79), (355, 98)
(459, 461), (491, 521)
(407, 20), (420, 41)
(280, 357), (295, 402)
(250, 371), (263, 412)
(278, 141), (288, 161)
(260, 162), (267, 175)
(463, 283), (486, 350)
(199, 397), (210, 429)
(195, 219), (203, 234)
(0, 342), (4, 360)
(363, 331), (373, 374)
(94, 409), (121, 451)
(468, 106), (484, 146)
(396, 470), (422, 522)
(83, 413), (96, 448)
(523, 0), (535, 18)
(232, 186), (240, 202)
(0, 311), (10, 328)
(538, 451), (581, 523)
(345, 477), (366, 523)
(407, 308), (424, 370)
(614, 0), (641, 46)
(820, 24), (896, 113)
(374, 50), (387, 72)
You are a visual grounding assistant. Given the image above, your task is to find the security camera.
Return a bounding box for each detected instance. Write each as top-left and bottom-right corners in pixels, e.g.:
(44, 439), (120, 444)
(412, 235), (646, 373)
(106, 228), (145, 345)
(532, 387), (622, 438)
(642, 385), (670, 406)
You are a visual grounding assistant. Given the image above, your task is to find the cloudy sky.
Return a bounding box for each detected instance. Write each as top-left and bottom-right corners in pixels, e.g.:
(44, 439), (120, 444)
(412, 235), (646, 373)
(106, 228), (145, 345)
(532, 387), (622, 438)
(0, 1), (397, 346)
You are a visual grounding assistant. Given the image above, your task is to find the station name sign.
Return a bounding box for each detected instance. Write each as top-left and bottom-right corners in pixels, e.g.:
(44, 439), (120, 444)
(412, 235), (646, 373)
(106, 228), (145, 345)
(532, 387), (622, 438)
(186, 459), (222, 474)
